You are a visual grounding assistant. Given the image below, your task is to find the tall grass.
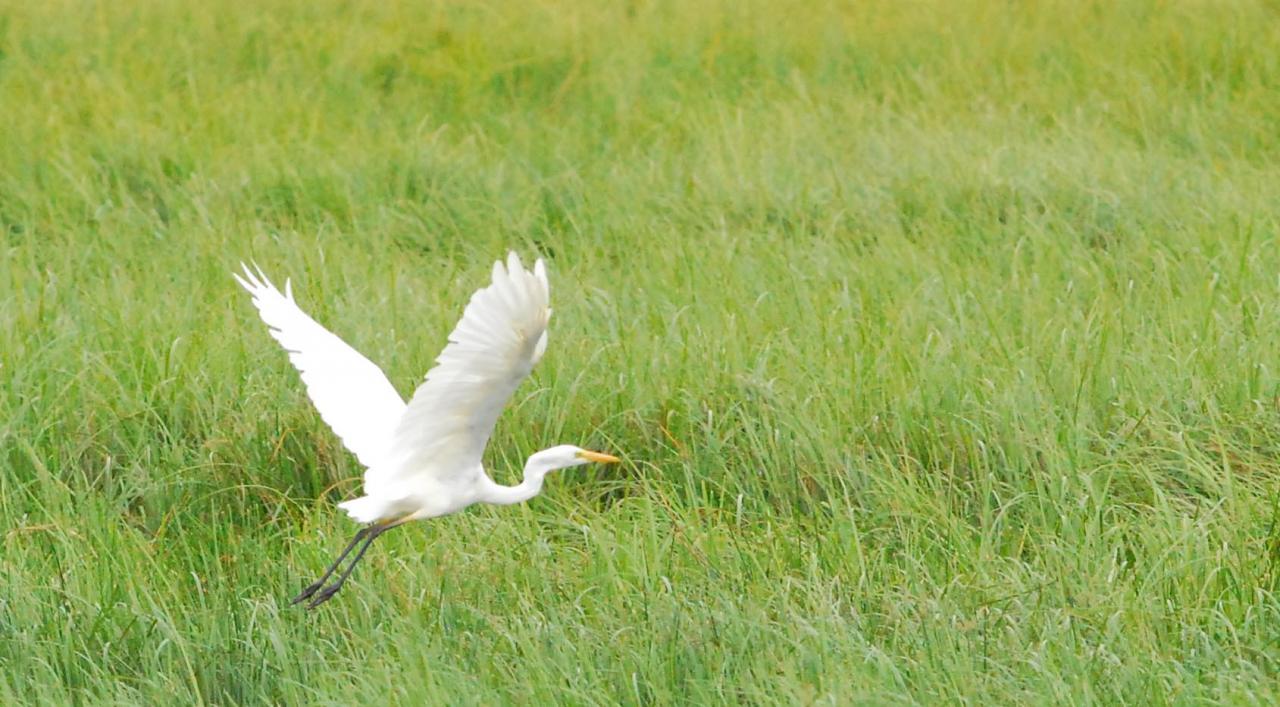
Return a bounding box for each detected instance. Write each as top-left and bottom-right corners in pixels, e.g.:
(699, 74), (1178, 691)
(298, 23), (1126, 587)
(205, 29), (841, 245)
(3, 0), (1280, 702)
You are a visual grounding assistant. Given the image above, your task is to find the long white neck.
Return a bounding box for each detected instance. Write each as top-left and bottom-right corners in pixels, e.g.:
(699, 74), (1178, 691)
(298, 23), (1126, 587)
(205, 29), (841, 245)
(478, 454), (555, 506)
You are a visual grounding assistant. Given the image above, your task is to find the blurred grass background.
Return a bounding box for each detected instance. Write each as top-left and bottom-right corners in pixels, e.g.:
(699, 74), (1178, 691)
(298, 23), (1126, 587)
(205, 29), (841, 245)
(3, 0), (1280, 702)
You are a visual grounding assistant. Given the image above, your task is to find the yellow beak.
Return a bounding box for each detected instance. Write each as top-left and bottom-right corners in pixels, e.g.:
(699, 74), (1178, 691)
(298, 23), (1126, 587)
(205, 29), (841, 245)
(576, 450), (621, 464)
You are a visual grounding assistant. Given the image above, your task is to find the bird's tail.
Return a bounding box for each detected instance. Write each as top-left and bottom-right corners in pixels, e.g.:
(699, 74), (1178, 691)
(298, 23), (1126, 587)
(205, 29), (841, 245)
(336, 495), (394, 524)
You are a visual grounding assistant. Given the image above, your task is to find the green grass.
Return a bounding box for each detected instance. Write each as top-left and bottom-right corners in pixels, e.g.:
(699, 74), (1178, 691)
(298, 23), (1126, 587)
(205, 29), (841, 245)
(3, 0), (1280, 702)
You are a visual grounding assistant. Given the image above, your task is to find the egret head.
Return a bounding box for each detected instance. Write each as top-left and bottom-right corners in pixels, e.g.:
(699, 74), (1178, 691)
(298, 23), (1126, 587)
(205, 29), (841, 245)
(529, 444), (621, 474)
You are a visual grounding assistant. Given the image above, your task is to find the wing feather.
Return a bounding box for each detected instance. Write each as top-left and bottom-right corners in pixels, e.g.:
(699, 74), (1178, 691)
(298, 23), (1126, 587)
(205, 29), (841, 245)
(366, 252), (551, 495)
(235, 264), (406, 469)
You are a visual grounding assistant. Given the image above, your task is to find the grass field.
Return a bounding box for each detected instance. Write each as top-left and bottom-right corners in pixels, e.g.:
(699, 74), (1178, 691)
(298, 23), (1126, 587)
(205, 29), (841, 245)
(4, 0), (1280, 702)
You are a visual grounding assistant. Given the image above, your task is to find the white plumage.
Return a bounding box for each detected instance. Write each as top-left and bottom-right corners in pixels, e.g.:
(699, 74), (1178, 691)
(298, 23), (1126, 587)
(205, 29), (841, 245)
(236, 252), (619, 608)
(362, 255), (551, 510)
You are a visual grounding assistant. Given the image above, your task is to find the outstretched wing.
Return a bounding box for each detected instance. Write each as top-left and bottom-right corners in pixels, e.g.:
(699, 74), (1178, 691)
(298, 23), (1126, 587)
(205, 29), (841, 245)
(366, 252), (550, 495)
(235, 264), (406, 469)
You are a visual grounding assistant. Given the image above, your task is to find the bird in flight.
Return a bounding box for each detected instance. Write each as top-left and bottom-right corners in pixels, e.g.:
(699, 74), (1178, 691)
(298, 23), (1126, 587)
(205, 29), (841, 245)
(236, 253), (620, 608)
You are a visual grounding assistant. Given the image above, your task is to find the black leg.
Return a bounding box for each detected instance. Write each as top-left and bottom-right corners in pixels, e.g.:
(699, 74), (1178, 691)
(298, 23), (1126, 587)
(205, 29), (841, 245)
(305, 523), (394, 609)
(290, 526), (370, 605)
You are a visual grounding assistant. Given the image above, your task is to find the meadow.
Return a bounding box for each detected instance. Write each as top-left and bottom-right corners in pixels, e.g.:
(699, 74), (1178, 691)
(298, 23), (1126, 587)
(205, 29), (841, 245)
(3, 0), (1280, 702)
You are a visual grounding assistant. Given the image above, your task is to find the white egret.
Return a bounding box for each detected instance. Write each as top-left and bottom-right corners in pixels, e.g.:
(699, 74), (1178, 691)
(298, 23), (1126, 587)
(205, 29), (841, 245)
(235, 253), (620, 608)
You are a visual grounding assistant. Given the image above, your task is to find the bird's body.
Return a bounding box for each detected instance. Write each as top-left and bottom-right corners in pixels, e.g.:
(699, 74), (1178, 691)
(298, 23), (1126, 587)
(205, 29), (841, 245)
(236, 253), (619, 607)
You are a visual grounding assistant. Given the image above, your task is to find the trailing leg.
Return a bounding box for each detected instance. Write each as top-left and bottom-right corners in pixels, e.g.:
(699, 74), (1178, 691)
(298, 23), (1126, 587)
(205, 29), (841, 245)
(290, 526), (370, 605)
(305, 522), (398, 608)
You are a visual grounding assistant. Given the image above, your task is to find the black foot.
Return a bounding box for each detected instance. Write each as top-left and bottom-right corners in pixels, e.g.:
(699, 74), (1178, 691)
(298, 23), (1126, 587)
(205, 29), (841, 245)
(291, 580), (326, 605)
(305, 584), (342, 609)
